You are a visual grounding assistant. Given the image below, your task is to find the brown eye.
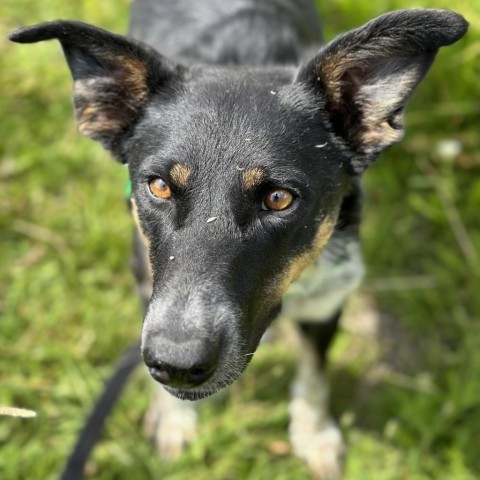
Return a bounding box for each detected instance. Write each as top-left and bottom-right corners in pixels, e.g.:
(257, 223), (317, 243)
(149, 178), (171, 199)
(262, 189), (294, 211)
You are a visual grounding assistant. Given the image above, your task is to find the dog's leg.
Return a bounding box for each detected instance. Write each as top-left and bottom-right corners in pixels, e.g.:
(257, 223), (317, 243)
(144, 385), (199, 459)
(289, 311), (344, 480)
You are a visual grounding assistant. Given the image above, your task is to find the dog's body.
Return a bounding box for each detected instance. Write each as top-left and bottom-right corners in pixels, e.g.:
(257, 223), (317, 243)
(10, 2), (467, 478)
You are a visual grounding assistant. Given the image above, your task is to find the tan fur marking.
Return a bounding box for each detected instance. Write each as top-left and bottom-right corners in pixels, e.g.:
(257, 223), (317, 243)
(131, 198), (150, 248)
(276, 212), (339, 299)
(242, 167), (266, 190)
(77, 104), (120, 136)
(131, 198), (152, 279)
(170, 163), (192, 188)
(317, 55), (352, 104)
(74, 55), (149, 138)
(359, 121), (403, 147)
(114, 54), (149, 102)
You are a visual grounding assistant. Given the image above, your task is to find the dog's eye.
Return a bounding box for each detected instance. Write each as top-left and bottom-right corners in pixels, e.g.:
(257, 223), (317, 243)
(262, 189), (294, 211)
(149, 178), (171, 199)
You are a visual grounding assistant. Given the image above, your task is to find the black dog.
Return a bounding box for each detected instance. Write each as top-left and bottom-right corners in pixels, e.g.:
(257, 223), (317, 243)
(10, 2), (467, 478)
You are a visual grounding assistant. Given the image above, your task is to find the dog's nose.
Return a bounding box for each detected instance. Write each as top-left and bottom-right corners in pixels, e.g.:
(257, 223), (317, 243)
(143, 344), (217, 388)
(148, 361), (215, 388)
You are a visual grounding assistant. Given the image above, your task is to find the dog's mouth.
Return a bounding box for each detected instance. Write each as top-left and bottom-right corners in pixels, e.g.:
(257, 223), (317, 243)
(157, 353), (251, 401)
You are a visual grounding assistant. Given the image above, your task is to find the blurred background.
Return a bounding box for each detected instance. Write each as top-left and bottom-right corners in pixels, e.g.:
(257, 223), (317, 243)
(1, 0), (479, 479)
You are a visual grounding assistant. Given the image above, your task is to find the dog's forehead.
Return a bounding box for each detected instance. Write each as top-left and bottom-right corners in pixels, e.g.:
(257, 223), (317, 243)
(180, 66), (309, 130)
(140, 66), (326, 174)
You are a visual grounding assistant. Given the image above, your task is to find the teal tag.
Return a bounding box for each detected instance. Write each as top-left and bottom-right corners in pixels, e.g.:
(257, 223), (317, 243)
(125, 179), (132, 199)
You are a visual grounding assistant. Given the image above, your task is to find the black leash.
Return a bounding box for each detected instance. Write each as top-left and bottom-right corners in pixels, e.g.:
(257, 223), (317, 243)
(60, 340), (142, 480)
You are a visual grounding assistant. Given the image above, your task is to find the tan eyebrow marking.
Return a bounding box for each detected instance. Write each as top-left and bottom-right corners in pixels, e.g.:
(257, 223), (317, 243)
(169, 163), (192, 188)
(241, 166), (266, 190)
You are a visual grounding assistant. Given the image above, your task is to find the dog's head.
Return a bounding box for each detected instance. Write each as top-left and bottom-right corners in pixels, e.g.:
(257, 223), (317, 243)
(10, 10), (467, 400)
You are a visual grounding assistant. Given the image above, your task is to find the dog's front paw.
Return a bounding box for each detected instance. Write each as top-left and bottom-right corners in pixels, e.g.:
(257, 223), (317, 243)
(289, 398), (344, 480)
(297, 423), (344, 480)
(144, 386), (198, 459)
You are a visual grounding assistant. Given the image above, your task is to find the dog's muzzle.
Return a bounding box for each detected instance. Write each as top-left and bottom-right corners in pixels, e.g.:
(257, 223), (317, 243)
(140, 290), (250, 398)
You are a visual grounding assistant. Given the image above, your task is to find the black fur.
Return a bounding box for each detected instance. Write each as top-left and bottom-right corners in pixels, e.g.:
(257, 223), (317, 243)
(299, 310), (342, 365)
(129, 0), (323, 65)
(9, 5), (468, 404)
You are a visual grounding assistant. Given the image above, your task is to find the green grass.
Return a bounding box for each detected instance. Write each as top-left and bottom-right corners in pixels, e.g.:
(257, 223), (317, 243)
(1, 1), (479, 479)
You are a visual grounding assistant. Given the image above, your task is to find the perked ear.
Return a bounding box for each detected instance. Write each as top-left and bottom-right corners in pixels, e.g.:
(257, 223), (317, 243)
(296, 9), (468, 172)
(9, 21), (185, 159)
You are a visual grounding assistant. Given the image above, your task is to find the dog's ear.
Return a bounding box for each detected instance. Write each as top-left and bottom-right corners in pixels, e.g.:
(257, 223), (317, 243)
(9, 21), (185, 160)
(296, 9), (468, 172)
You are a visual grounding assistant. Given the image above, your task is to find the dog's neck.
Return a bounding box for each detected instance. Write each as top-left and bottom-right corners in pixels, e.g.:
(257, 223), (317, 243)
(129, 0), (323, 66)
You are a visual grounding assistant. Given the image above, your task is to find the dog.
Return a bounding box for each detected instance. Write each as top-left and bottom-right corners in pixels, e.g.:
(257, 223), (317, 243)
(9, 2), (467, 478)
